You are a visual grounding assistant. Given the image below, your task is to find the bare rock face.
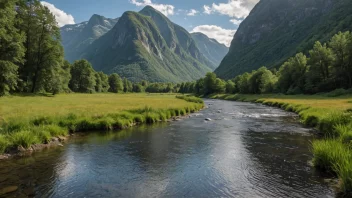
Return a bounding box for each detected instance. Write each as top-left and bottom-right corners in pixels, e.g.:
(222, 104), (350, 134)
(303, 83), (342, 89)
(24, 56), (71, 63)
(60, 15), (119, 62)
(215, 0), (352, 79)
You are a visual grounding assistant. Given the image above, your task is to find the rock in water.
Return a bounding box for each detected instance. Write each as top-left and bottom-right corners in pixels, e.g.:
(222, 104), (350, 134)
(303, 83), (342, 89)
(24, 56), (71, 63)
(205, 118), (212, 121)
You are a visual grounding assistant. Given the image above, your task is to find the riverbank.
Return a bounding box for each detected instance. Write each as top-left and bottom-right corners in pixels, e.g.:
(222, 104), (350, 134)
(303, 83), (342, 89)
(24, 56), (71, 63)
(211, 94), (352, 196)
(0, 94), (203, 158)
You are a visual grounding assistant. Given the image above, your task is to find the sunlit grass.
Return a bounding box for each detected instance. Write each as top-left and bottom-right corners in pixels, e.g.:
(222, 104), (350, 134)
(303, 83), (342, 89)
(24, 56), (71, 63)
(0, 93), (203, 154)
(0, 93), (198, 121)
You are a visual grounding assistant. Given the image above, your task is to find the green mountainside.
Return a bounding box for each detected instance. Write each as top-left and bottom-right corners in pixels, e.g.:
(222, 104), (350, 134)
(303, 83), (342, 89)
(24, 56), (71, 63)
(80, 6), (216, 82)
(215, 0), (352, 79)
(191, 32), (229, 66)
(60, 14), (119, 62)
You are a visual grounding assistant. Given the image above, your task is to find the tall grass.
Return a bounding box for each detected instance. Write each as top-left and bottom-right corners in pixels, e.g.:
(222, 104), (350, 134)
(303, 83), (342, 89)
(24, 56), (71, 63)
(0, 94), (203, 154)
(211, 93), (352, 194)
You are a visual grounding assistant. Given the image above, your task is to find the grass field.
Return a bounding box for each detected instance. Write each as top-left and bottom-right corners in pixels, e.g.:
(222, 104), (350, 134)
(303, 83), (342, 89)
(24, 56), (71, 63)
(212, 94), (352, 195)
(0, 93), (203, 154)
(0, 93), (201, 121)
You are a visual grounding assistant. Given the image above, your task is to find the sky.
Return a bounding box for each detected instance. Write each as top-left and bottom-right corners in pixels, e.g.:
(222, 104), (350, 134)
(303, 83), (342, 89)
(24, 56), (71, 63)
(40, 0), (260, 47)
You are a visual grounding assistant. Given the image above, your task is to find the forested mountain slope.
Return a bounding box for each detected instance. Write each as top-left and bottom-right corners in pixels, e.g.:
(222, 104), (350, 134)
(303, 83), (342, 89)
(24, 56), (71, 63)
(215, 0), (352, 79)
(81, 6), (215, 82)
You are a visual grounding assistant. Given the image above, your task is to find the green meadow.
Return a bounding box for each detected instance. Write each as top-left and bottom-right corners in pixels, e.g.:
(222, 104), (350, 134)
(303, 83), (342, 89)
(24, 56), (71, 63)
(0, 93), (203, 154)
(211, 93), (352, 195)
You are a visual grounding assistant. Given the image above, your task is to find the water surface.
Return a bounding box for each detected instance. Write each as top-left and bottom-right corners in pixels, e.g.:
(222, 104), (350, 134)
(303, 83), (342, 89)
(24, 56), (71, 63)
(0, 99), (334, 197)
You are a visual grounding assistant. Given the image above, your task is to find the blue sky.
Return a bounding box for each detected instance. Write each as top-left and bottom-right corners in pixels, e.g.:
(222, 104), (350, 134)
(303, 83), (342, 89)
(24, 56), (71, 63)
(41, 0), (260, 46)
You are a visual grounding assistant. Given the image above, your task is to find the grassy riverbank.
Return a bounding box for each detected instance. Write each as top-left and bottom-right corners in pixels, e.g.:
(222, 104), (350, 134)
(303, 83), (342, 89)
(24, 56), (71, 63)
(211, 94), (352, 195)
(0, 93), (203, 154)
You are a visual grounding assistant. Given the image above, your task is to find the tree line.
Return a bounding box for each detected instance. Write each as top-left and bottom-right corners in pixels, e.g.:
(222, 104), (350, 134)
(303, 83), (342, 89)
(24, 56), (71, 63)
(180, 31), (352, 96)
(0, 0), (183, 96)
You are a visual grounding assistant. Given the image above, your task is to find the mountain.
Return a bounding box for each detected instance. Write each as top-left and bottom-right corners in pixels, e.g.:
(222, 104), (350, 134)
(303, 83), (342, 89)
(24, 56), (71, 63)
(191, 32), (229, 66)
(80, 6), (215, 82)
(60, 14), (119, 62)
(215, 0), (352, 79)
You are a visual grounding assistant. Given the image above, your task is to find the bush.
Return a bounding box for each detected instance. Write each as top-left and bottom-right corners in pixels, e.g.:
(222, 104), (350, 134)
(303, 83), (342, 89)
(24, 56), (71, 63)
(326, 88), (348, 97)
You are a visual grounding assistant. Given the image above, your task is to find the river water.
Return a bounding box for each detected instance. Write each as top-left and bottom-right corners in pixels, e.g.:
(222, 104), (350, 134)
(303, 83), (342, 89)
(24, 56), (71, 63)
(0, 99), (334, 197)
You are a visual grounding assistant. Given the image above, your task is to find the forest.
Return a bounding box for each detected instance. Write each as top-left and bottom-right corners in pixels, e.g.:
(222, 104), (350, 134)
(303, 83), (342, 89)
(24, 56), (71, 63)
(179, 31), (352, 96)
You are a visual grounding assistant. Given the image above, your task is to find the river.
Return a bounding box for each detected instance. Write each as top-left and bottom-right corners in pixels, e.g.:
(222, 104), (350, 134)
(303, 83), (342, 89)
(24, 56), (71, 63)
(0, 99), (334, 197)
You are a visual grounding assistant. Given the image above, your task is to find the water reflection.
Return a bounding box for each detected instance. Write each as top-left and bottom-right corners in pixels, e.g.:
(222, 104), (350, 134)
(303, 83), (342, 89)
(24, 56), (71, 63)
(0, 100), (334, 197)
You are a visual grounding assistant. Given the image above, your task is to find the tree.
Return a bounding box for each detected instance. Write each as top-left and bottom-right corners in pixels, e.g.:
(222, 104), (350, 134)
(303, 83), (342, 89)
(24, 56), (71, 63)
(17, 0), (65, 93)
(204, 72), (217, 95)
(69, 60), (96, 93)
(277, 53), (308, 94)
(123, 78), (133, 93)
(225, 80), (236, 94)
(329, 31), (352, 88)
(233, 72), (251, 94)
(306, 41), (335, 93)
(132, 83), (144, 92)
(0, 0), (25, 96)
(108, 73), (123, 93)
(95, 72), (109, 92)
(194, 78), (205, 95)
(59, 60), (72, 93)
(249, 67), (277, 94)
(213, 78), (226, 93)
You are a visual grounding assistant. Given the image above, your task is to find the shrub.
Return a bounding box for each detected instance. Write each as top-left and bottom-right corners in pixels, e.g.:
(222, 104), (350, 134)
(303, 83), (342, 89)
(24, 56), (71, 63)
(326, 88), (348, 97)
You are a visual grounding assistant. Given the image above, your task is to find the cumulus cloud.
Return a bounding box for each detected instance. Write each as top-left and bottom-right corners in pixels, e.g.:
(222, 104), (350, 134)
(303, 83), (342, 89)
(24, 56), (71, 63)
(230, 19), (243, 25)
(191, 25), (236, 47)
(41, 1), (75, 27)
(187, 9), (199, 16)
(130, 0), (175, 16)
(203, 0), (259, 23)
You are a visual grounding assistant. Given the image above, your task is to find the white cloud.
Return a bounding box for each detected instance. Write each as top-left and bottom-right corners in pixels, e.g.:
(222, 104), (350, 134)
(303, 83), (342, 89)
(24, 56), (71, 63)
(203, 0), (259, 21)
(187, 9), (199, 16)
(130, 0), (175, 16)
(191, 25), (236, 47)
(41, 1), (75, 27)
(203, 5), (212, 15)
(230, 19), (243, 25)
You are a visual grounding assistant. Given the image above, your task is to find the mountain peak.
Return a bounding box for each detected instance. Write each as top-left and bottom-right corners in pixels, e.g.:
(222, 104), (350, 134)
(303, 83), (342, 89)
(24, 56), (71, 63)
(87, 14), (106, 26)
(139, 5), (166, 18)
(141, 5), (157, 12)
